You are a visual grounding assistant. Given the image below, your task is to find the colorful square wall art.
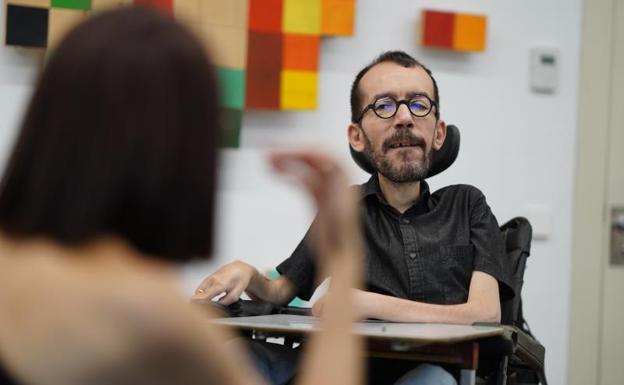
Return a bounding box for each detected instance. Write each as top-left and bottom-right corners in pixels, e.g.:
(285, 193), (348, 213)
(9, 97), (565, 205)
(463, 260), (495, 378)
(421, 9), (487, 52)
(4, 0), (357, 147)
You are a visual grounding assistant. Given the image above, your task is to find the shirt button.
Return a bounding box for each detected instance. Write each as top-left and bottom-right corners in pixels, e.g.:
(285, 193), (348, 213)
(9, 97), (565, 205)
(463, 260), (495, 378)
(401, 218), (410, 224)
(409, 252), (417, 259)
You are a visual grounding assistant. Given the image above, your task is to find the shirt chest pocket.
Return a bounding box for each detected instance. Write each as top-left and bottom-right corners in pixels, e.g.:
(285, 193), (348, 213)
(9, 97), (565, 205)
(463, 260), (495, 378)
(440, 245), (474, 304)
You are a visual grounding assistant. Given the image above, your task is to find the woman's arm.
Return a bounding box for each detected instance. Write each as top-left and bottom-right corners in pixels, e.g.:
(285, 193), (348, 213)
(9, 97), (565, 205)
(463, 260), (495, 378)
(270, 151), (364, 385)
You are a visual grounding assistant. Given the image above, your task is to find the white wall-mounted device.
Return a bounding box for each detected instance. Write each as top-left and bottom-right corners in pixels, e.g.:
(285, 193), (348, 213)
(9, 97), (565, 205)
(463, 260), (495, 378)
(530, 46), (559, 94)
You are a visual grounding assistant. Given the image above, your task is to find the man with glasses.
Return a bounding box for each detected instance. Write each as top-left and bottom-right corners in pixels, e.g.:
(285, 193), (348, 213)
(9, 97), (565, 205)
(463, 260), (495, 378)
(194, 51), (511, 385)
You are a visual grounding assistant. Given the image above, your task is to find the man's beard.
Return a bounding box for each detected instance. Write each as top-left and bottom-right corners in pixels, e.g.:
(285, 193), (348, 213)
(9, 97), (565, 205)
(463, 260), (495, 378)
(361, 128), (432, 183)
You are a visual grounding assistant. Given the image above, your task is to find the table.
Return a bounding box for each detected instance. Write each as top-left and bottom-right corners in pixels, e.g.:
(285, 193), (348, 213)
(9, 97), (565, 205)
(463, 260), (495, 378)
(214, 314), (505, 385)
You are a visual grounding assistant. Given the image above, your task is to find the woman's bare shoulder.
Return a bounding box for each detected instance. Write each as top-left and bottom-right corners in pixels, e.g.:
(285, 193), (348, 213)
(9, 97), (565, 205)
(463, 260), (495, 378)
(0, 244), (261, 385)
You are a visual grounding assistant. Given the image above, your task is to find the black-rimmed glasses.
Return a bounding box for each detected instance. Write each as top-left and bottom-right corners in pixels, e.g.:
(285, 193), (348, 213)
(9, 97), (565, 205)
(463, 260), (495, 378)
(356, 95), (437, 122)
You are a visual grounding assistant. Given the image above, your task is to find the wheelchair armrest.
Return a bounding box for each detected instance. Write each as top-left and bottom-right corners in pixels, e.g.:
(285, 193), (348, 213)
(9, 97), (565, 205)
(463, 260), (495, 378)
(477, 325), (546, 384)
(478, 326), (544, 364)
(513, 327), (545, 374)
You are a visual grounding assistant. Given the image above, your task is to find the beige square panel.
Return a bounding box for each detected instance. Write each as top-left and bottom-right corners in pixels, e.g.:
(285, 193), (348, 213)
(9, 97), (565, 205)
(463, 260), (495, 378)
(173, 0), (201, 24)
(199, 0), (248, 28)
(175, 0), (248, 29)
(193, 23), (247, 69)
(6, 0), (50, 8)
(48, 8), (89, 49)
(91, 0), (133, 11)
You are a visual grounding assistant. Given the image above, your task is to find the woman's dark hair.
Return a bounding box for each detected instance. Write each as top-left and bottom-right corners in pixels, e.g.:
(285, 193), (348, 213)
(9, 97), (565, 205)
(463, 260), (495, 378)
(0, 7), (221, 262)
(349, 50), (440, 122)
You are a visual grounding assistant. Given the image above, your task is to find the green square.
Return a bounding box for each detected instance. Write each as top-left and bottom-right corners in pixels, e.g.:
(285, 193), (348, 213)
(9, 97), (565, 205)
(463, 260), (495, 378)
(217, 67), (245, 109)
(51, 0), (91, 10)
(220, 107), (242, 148)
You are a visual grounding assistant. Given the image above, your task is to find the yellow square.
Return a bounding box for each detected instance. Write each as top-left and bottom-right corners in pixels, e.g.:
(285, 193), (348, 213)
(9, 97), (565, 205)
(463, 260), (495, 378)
(283, 0), (322, 35)
(6, 0), (50, 8)
(48, 8), (89, 49)
(91, 0), (133, 12)
(453, 13), (487, 52)
(280, 70), (318, 110)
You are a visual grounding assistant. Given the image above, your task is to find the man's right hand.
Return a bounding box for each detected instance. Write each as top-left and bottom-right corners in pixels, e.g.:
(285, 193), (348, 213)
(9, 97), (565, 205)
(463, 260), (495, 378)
(191, 261), (258, 305)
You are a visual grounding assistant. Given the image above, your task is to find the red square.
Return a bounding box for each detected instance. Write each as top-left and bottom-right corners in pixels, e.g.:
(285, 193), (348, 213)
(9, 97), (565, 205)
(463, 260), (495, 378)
(249, 0), (283, 33)
(135, 0), (173, 16)
(422, 10), (454, 49)
(245, 31), (282, 109)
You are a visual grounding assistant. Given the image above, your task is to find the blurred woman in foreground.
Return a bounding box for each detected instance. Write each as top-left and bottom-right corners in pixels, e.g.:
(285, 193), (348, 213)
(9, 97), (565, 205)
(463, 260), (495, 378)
(0, 7), (362, 385)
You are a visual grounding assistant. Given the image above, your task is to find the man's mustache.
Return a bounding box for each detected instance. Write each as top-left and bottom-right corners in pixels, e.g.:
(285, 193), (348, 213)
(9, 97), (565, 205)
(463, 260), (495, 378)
(382, 130), (426, 153)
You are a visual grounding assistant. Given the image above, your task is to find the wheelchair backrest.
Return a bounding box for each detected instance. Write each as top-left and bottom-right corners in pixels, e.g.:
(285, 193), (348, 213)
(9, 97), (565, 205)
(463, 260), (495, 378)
(499, 217), (533, 329)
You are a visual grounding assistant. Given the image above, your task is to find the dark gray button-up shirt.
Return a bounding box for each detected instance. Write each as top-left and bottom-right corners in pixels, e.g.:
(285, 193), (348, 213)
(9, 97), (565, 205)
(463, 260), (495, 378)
(277, 174), (513, 304)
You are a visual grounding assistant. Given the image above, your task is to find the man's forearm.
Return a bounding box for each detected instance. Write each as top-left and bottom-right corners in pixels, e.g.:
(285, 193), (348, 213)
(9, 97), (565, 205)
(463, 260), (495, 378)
(356, 270), (501, 324)
(358, 291), (501, 325)
(247, 273), (297, 305)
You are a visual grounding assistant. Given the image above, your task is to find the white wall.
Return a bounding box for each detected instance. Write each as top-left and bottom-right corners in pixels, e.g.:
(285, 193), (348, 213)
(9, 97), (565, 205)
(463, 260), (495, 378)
(186, 2), (582, 385)
(0, 1), (581, 384)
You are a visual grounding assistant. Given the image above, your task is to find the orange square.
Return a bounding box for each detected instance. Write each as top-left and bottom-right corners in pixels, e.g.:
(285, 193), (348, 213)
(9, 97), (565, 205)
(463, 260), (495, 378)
(453, 13), (487, 52)
(321, 0), (354, 35)
(282, 34), (319, 71)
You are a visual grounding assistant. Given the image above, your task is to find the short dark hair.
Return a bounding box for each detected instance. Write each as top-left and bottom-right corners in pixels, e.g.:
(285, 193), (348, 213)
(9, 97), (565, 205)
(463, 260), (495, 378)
(349, 50), (440, 122)
(0, 7), (220, 262)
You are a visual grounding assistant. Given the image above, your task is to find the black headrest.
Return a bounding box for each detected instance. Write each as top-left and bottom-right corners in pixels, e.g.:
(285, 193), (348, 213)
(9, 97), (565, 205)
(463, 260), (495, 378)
(349, 124), (460, 178)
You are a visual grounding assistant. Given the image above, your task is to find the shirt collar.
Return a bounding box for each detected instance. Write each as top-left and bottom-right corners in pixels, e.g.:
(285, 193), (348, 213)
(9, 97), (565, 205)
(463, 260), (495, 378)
(359, 173), (432, 211)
